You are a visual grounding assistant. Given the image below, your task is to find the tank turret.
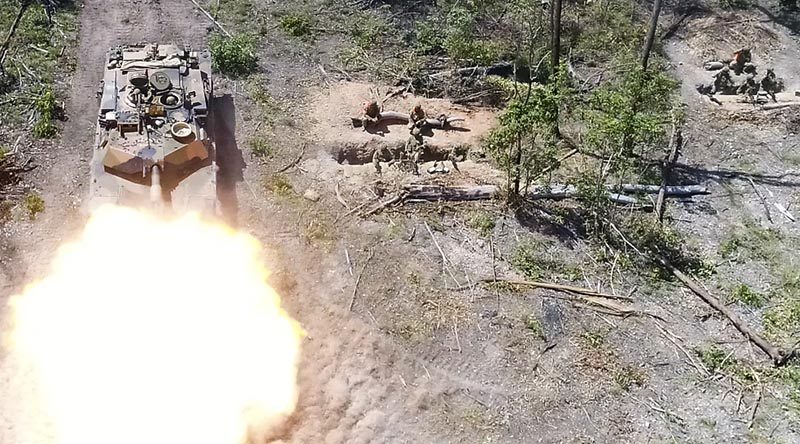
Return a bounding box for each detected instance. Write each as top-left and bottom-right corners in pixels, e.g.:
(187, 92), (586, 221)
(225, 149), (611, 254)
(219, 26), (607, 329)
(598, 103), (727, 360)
(90, 43), (218, 215)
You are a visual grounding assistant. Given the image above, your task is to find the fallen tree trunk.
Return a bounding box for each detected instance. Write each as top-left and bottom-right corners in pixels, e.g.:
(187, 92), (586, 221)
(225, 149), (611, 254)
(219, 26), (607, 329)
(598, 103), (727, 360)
(355, 183), (709, 216)
(618, 184), (706, 195)
(608, 220), (796, 367)
(761, 102), (800, 111)
(402, 184), (708, 205)
(530, 185), (640, 205)
(404, 184), (497, 201)
(351, 112), (465, 128)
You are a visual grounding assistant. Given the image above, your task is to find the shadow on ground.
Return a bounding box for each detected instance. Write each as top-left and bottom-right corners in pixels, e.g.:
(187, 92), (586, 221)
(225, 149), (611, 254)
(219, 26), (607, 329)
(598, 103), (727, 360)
(212, 94), (245, 226)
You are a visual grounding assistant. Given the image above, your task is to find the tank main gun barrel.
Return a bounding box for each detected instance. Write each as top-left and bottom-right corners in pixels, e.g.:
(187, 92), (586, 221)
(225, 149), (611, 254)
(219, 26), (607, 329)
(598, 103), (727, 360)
(150, 165), (164, 208)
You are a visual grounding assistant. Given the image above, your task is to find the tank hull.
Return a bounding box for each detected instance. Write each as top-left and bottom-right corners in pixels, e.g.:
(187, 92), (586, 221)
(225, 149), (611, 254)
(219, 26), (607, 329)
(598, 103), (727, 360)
(89, 43), (219, 216)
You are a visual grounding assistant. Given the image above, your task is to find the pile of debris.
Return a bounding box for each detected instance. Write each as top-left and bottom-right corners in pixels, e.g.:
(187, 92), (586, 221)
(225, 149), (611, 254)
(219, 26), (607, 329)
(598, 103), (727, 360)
(696, 48), (785, 105)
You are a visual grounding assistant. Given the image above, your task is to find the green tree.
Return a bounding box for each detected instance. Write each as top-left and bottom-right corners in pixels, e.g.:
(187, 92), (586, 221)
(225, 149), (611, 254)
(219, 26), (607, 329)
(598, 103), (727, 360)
(486, 70), (571, 197)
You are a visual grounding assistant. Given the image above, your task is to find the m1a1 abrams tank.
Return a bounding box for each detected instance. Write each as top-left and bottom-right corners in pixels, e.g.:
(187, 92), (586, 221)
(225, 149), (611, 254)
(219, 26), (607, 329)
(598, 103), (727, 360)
(90, 43), (219, 215)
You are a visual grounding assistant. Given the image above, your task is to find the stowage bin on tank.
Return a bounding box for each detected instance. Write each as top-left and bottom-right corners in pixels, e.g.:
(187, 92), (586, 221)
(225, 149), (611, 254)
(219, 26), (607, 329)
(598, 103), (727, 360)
(90, 43), (219, 215)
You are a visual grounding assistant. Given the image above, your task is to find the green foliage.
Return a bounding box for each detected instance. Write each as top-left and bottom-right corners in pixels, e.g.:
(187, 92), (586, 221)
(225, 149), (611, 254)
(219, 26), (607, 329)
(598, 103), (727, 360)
(763, 297), (800, 343)
(583, 65), (677, 170)
(280, 13), (313, 38)
(440, 6), (506, 65)
(576, 66), (676, 230)
(412, 1), (525, 65)
(730, 284), (765, 308)
(211, 0), (257, 27)
(33, 88), (57, 138)
(695, 345), (762, 383)
(209, 33), (258, 77)
(347, 11), (392, 50)
(511, 240), (580, 282)
(568, 1), (647, 63)
(719, 219), (783, 263)
(249, 136), (272, 158)
(414, 19), (444, 55)
(580, 330), (607, 349)
(466, 210), (495, 237)
(0, 2), (78, 103)
(697, 345), (734, 374)
(486, 73), (571, 194)
(619, 215), (712, 279)
(524, 314), (542, 337)
(24, 192), (44, 220)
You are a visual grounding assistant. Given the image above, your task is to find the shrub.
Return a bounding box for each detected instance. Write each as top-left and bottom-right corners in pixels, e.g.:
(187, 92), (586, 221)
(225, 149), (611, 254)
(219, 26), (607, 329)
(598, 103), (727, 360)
(33, 88), (57, 138)
(279, 13), (312, 38)
(618, 214), (713, 279)
(249, 136), (272, 158)
(466, 211), (495, 237)
(209, 34), (258, 77)
(730, 284), (765, 308)
(24, 192), (44, 220)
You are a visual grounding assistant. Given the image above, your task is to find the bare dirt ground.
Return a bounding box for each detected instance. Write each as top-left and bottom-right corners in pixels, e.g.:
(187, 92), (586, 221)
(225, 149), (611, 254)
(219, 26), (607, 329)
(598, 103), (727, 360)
(2, 1), (800, 443)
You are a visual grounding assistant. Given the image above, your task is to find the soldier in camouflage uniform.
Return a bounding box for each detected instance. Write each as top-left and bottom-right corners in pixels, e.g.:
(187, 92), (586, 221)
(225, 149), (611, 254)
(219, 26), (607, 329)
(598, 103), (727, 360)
(713, 66), (735, 94)
(760, 69), (780, 102)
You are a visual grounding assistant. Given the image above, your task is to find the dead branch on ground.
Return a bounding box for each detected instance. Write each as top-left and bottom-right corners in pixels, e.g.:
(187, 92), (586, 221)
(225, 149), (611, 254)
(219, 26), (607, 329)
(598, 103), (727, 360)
(348, 248), (375, 311)
(0, 2), (30, 72)
(454, 277), (632, 301)
(362, 192), (406, 216)
(747, 178), (773, 223)
(275, 144), (306, 174)
(609, 220), (797, 366)
(187, 0), (232, 38)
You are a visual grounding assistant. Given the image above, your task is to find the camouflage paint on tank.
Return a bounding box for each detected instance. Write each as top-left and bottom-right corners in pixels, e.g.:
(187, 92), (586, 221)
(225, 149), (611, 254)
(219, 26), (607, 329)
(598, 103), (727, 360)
(90, 43), (219, 216)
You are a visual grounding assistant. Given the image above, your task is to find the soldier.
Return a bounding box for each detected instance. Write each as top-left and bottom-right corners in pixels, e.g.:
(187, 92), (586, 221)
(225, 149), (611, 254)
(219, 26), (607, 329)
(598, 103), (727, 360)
(372, 146), (395, 175)
(760, 69), (779, 102)
(404, 133), (425, 175)
(730, 48), (752, 75)
(408, 104), (425, 128)
(713, 66), (735, 94)
(360, 100), (381, 129)
(738, 73), (759, 99)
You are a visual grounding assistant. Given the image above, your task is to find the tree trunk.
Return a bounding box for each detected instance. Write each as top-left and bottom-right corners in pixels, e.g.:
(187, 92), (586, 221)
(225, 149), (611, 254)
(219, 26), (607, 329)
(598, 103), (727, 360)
(512, 138), (522, 196)
(550, 0), (563, 139)
(0, 2), (30, 72)
(550, 0), (563, 71)
(641, 0), (663, 70)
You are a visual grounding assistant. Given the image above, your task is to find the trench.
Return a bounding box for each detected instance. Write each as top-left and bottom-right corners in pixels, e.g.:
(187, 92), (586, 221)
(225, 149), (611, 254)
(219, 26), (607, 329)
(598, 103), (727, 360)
(331, 141), (473, 165)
